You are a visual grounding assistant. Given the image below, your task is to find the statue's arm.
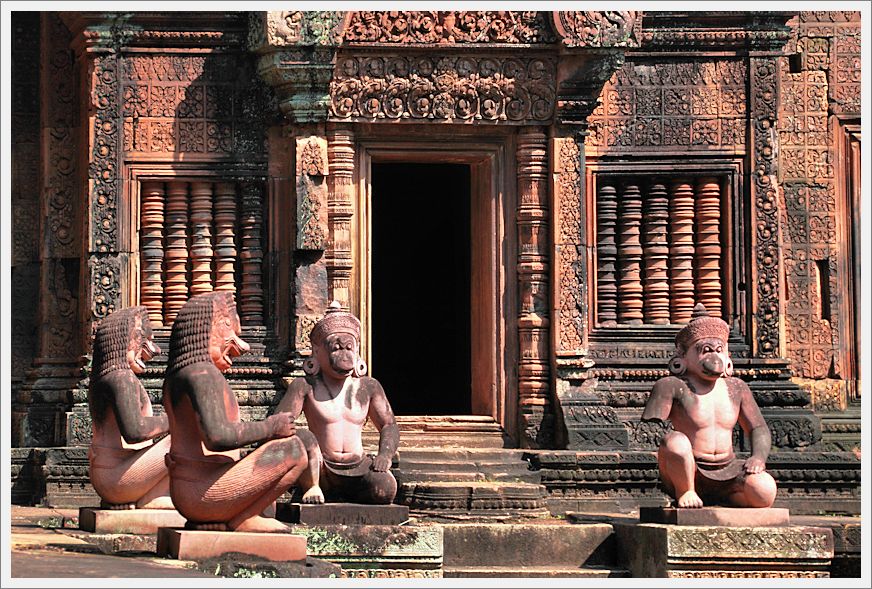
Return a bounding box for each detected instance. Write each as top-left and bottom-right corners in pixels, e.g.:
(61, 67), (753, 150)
(367, 380), (399, 471)
(736, 380), (771, 469)
(108, 373), (169, 443)
(186, 366), (287, 451)
(275, 377), (310, 419)
(641, 377), (677, 424)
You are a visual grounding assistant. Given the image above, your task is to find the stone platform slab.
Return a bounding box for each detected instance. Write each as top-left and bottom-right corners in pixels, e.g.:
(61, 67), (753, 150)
(79, 507), (186, 534)
(290, 523), (443, 578)
(156, 528), (307, 562)
(615, 523), (834, 578)
(640, 507), (790, 527)
(277, 502), (409, 526)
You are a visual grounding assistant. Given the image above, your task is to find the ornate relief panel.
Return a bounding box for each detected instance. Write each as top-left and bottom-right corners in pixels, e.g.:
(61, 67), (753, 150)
(329, 52), (556, 123)
(585, 59), (748, 152)
(344, 11), (555, 44)
(120, 54), (273, 156)
(779, 11), (860, 413)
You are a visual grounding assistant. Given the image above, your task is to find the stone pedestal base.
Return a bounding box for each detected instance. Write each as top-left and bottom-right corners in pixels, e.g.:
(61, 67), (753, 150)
(156, 528), (307, 562)
(277, 502), (409, 525)
(640, 507), (790, 527)
(292, 524), (443, 578)
(615, 523), (834, 578)
(79, 507), (186, 534)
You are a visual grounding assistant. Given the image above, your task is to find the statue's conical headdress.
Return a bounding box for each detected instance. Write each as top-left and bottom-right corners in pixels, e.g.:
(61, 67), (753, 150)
(675, 303), (729, 351)
(310, 301), (361, 346)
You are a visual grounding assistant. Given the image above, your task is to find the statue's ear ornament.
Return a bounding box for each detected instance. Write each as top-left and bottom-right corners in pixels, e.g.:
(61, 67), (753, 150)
(303, 357), (320, 376)
(725, 358), (734, 377)
(354, 357), (368, 377)
(668, 356), (686, 376)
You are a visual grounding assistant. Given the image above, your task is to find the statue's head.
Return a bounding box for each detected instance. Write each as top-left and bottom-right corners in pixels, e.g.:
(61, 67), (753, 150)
(305, 301), (367, 379)
(669, 303), (733, 381)
(168, 292), (250, 375)
(93, 306), (160, 378)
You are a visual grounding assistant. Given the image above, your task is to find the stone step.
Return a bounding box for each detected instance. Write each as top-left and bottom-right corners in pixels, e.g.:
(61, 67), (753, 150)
(442, 522), (616, 568)
(443, 565), (630, 578)
(397, 448), (528, 461)
(401, 481), (548, 515)
(396, 470), (540, 484)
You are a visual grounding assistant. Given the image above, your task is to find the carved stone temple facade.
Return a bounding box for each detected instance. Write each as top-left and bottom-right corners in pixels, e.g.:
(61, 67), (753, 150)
(10, 11), (861, 513)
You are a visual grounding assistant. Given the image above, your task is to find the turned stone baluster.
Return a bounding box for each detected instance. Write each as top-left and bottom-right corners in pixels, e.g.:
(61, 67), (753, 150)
(239, 181), (264, 325)
(596, 182), (618, 326)
(617, 181), (643, 325)
(189, 181), (214, 296)
(695, 177), (723, 318)
(669, 179), (696, 323)
(643, 180), (670, 325)
(164, 181), (190, 324)
(140, 181), (165, 327)
(213, 182), (238, 294)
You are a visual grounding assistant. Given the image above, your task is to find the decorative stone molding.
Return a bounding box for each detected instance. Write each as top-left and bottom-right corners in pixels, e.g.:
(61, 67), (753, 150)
(251, 12), (348, 123)
(552, 11), (641, 48)
(329, 53), (556, 124)
(343, 11), (555, 44)
(295, 136), (329, 250)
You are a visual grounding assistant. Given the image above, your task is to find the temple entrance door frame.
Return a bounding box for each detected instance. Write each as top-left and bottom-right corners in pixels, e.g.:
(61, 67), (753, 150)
(353, 135), (517, 440)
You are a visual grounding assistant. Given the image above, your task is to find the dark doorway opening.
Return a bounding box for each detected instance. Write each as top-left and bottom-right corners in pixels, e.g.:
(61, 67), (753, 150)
(371, 163), (472, 415)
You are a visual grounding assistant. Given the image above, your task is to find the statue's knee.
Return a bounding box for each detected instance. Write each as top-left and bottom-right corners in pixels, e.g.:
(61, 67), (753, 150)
(364, 471), (397, 504)
(261, 437), (306, 465)
(744, 472), (777, 507)
(661, 431), (692, 456)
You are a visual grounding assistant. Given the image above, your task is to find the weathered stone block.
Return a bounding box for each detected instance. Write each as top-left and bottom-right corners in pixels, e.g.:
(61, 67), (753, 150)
(291, 523), (443, 578)
(156, 528), (307, 562)
(640, 507), (790, 527)
(79, 507), (187, 535)
(615, 523), (834, 578)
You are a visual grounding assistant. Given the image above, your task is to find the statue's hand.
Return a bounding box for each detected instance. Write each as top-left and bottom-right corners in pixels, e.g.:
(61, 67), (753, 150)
(269, 412), (297, 438)
(371, 454), (391, 472)
(744, 456), (766, 474)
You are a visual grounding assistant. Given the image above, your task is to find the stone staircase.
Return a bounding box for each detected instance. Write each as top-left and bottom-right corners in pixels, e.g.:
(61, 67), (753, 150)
(441, 521), (630, 578)
(392, 447), (548, 518)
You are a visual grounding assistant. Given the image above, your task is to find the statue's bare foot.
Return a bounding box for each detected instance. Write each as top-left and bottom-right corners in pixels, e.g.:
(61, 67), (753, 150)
(302, 485), (325, 504)
(233, 515), (290, 533)
(102, 501), (136, 510)
(677, 490), (704, 508)
(137, 495), (175, 510)
(186, 521), (229, 531)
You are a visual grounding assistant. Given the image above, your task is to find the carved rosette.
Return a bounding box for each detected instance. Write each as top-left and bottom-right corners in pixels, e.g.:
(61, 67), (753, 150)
(552, 11), (641, 48)
(751, 56), (782, 357)
(343, 11), (555, 44)
(326, 125), (355, 308)
(329, 54), (556, 123)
